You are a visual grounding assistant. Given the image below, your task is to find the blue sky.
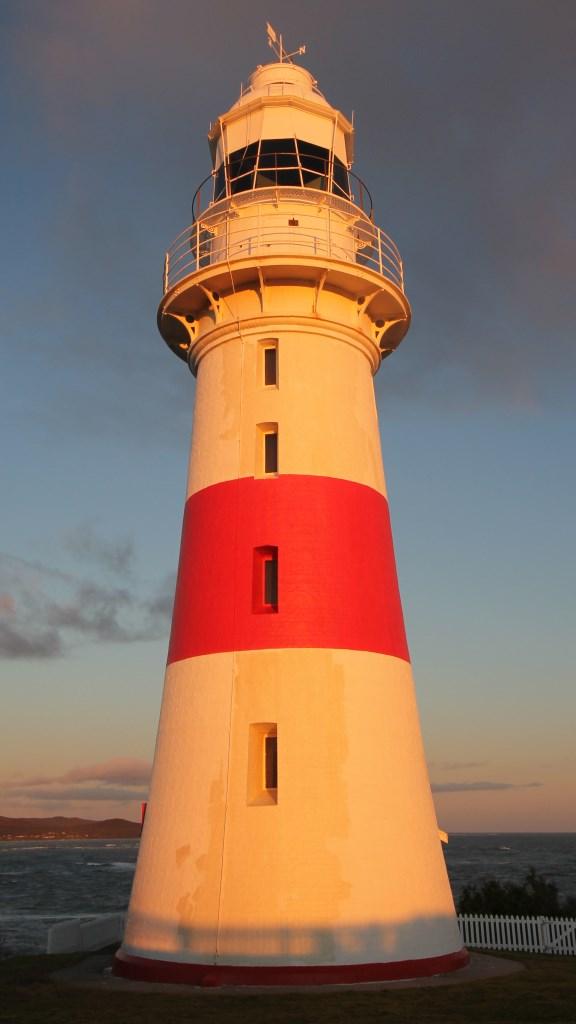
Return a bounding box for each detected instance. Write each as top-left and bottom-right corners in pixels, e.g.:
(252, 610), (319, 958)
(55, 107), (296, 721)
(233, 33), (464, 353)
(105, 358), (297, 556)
(1, 0), (574, 831)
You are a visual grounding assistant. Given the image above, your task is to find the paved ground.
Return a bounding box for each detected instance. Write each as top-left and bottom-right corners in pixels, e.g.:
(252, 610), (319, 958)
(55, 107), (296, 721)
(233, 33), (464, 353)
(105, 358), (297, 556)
(53, 950), (524, 995)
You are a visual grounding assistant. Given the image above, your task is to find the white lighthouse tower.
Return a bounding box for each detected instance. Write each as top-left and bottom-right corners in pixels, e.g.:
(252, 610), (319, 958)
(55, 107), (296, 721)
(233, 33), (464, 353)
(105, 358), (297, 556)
(115, 35), (468, 985)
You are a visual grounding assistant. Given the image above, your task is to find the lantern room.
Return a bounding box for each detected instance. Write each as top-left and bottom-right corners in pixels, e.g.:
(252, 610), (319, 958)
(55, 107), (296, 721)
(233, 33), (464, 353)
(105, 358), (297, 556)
(208, 62), (354, 204)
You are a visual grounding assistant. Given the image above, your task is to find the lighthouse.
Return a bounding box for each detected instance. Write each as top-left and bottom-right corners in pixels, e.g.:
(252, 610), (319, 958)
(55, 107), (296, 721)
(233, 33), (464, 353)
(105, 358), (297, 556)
(115, 35), (468, 985)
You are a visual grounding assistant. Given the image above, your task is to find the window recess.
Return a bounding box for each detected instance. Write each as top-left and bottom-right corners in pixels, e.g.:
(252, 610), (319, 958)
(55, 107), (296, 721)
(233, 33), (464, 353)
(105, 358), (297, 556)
(247, 723), (278, 805)
(264, 345), (278, 386)
(253, 546), (278, 613)
(264, 429), (278, 474)
(258, 340), (279, 388)
(265, 734), (278, 791)
(256, 422), (279, 477)
(264, 554), (278, 606)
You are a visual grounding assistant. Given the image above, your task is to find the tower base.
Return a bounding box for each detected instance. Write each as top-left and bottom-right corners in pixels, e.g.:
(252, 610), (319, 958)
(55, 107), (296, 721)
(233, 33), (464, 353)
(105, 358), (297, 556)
(113, 948), (469, 987)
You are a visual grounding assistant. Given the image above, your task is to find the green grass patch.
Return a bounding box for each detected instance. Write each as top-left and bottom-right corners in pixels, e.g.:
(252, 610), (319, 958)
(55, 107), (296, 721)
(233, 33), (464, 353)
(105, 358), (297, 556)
(0, 952), (575, 1024)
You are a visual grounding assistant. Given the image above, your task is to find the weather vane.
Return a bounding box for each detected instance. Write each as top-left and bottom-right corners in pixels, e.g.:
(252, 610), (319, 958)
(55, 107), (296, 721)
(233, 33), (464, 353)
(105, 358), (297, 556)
(266, 22), (306, 63)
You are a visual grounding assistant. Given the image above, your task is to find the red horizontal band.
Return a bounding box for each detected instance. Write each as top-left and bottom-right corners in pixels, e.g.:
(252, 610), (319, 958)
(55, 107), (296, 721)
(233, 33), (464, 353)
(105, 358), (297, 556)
(114, 947), (469, 986)
(168, 475), (409, 664)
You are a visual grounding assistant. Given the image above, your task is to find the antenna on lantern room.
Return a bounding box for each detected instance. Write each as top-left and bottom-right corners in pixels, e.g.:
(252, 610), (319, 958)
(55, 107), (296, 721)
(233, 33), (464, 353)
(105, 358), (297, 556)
(266, 22), (306, 63)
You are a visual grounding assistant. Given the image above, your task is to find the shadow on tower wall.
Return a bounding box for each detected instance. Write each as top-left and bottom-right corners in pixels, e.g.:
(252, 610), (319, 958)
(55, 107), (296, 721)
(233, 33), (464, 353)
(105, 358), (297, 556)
(115, 909), (468, 985)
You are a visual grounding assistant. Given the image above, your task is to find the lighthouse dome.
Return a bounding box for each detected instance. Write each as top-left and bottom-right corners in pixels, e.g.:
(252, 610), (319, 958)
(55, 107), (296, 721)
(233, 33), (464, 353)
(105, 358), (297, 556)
(232, 62), (329, 109)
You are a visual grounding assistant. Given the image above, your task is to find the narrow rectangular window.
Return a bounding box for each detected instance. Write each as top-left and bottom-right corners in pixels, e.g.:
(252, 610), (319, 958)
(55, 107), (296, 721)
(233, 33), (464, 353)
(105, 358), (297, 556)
(253, 546), (278, 613)
(264, 553), (278, 607)
(247, 723), (278, 805)
(256, 422), (279, 477)
(264, 346), (278, 386)
(265, 734), (278, 791)
(264, 430), (278, 473)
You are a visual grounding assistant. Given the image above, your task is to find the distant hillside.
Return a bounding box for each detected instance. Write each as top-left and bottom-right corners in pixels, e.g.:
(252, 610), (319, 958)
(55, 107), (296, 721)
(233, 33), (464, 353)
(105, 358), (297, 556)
(0, 816), (141, 840)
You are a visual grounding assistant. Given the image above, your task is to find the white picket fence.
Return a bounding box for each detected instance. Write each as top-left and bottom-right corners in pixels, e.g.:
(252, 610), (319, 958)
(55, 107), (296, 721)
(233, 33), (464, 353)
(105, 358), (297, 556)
(458, 914), (576, 955)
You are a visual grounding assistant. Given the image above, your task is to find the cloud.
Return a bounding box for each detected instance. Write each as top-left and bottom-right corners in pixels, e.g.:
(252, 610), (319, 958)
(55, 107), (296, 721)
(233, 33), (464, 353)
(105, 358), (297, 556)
(2, 0), (574, 436)
(64, 524), (134, 576)
(0, 553), (74, 584)
(4, 786), (148, 803)
(430, 761), (488, 772)
(61, 758), (151, 787)
(45, 583), (135, 642)
(1, 758), (151, 807)
(432, 780), (543, 793)
(143, 573), (176, 621)
(0, 620), (62, 659)
(0, 550), (173, 660)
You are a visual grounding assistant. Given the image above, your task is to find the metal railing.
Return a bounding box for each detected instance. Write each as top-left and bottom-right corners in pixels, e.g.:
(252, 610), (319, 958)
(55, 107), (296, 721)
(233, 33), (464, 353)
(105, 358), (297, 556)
(193, 162), (373, 218)
(162, 189), (404, 295)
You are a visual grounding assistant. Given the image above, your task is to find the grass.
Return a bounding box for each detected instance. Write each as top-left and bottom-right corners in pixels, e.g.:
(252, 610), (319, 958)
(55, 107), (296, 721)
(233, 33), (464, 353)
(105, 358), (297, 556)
(0, 951), (575, 1024)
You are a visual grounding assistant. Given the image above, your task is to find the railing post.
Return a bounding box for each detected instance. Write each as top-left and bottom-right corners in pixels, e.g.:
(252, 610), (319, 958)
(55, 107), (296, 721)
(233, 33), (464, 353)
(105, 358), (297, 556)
(196, 219), (200, 271)
(163, 252), (169, 293)
(378, 227), (383, 277)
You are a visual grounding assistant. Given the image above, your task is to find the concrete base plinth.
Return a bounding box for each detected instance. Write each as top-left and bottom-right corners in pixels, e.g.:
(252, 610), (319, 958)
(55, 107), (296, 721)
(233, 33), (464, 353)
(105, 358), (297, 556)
(52, 950), (524, 993)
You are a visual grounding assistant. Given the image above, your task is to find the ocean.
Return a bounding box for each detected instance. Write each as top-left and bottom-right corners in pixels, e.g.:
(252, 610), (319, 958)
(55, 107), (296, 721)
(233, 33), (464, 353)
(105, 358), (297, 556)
(1, 834), (575, 957)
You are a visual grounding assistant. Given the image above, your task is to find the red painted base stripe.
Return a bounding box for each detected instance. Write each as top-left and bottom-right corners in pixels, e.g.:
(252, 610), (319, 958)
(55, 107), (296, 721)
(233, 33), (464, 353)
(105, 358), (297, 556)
(114, 947), (469, 986)
(168, 475), (409, 663)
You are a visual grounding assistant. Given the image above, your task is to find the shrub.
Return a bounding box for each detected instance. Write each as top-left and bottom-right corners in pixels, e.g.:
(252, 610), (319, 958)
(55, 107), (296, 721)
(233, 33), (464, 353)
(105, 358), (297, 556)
(458, 867), (576, 916)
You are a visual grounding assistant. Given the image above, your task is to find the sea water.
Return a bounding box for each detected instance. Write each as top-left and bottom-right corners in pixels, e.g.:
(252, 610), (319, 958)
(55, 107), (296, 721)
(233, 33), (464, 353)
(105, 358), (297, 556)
(1, 834), (575, 956)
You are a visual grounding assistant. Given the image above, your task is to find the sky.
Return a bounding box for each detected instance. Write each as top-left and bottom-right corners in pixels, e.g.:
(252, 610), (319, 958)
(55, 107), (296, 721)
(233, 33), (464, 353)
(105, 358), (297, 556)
(1, 0), (574, 832)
